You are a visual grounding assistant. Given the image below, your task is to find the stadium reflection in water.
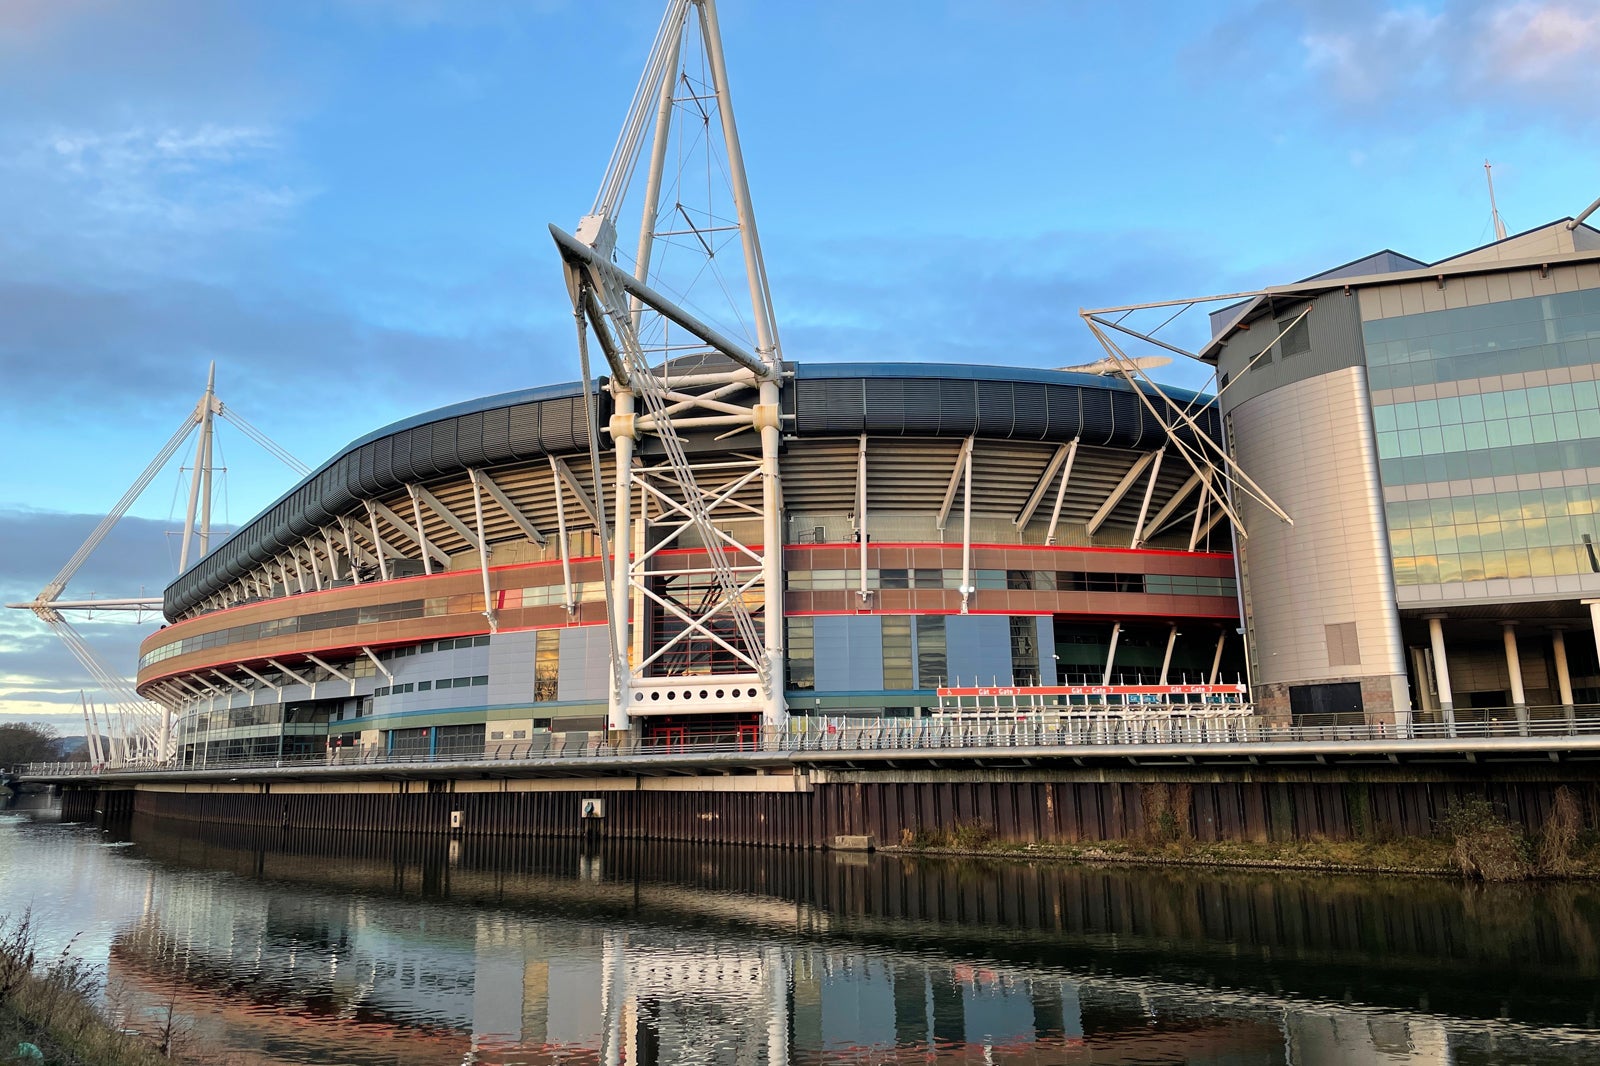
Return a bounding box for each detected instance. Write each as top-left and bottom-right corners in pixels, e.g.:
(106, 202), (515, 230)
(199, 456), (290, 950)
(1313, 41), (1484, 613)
(5, 809), (1600, 1065)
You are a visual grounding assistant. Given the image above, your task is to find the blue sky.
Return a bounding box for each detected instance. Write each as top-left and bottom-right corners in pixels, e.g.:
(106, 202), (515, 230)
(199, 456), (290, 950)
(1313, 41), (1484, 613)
(3, 0), (1599, 726)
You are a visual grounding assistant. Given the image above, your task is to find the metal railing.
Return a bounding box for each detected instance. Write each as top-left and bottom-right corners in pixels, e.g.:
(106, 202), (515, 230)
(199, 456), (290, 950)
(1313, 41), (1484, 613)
(13, 705), (1600, 778)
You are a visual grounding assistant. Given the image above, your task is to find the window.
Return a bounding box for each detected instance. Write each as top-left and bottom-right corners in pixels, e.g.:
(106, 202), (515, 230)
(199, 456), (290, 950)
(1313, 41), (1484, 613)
(1278, 314), (1311, 357)
(882, 616), (913, 689)
(786, 617), (815, 690)
(534, 629), (560, 702)
(916, 617), (946, 689)
(1009, 617), (1039, 686)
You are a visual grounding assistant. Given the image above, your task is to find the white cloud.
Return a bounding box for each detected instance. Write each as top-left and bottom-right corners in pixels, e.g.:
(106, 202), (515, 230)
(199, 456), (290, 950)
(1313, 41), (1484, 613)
(15, 122), (304, 235)
(1481, 1), (1600, 84)
(1295, 1), (1600, 118)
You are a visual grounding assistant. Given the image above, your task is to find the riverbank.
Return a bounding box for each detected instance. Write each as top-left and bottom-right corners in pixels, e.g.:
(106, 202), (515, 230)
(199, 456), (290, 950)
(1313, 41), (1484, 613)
(1, 920), (183, 1066)
(886, 794), (1600, 881)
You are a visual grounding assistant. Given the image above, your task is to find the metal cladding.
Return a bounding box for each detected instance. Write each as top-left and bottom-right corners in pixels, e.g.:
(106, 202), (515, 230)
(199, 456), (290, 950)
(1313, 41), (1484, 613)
(163, 363), (1219, 618)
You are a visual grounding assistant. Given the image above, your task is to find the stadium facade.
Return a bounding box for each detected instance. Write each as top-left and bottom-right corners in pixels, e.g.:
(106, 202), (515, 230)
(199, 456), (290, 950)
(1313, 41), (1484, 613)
(137, 362), (1243, 764)
(132, 220), (1600, 766)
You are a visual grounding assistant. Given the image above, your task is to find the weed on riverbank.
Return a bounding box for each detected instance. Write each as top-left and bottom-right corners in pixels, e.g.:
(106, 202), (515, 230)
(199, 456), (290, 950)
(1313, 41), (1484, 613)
(0, 912), (186, 1066)
(892, 786), (1600, 881)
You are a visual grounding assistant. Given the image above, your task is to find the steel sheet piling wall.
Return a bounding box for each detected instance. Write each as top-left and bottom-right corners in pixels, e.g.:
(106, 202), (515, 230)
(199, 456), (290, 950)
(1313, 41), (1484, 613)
(63, 769), (1600, 849)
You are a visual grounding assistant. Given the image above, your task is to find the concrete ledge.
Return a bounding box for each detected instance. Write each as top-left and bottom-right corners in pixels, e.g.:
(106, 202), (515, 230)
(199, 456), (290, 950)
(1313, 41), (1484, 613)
(831, 834), (876, 852)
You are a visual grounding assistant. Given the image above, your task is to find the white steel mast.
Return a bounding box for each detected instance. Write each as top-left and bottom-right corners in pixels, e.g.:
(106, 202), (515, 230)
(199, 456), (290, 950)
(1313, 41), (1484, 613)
(554, 0), (788, 735)
(6, 367), (309, 766)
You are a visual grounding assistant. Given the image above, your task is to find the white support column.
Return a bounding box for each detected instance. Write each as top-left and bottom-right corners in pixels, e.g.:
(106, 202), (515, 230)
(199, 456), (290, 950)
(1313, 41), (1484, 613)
(1158, 624), (1178, 685)
(1587, 600), (1600, 693)
(550, 458), (576, 613)
(1427, 615), (1455, 733)
(1410, 646), (1438, 713)
(468, 469), (498, 633)
(178, 363), (217, 574)
(324, 532), (344, 582)
(1552, 627), (1575, 727)
(1086, 451), (1158, 538)
(1016, 441), (1072, 532)
(361, 646), (394, 683)
(340, 519), (362, 584)
(959, 443), (973, 615)
(476, 469), (547, 546)
(364, 503), (390, 582)
(1143, 470), (1200, 545)
(1190, 495), (1225, 551)
(856, 433), (869, 605)
(1208, 628), (1227, 685)
(758, 376), (785, 728)
(1503, 622), (1528, 734)
(1102, 622), (1122, 686)
(1129, 447), (1166, 549)
(609, 392), (636, 732)
(302, 538), (325, 591)
(935, 437), (974, 532)
(408, 486), (435, 576)
(1044, 438), (1079, 546)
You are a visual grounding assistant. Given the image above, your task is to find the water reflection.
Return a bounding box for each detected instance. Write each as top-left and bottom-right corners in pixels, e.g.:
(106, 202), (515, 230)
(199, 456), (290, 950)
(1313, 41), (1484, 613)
(2, 807), (1599, 1064)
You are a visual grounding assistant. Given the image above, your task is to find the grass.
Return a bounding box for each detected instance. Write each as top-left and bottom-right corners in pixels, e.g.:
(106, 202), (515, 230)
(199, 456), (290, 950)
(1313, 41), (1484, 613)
(890, 788), (1600, 881)
(0, 912), (185, 1066)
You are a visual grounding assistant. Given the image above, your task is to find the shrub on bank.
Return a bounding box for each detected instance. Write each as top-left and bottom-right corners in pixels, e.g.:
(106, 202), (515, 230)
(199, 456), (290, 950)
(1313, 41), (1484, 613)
(0, 912), (178, 1066)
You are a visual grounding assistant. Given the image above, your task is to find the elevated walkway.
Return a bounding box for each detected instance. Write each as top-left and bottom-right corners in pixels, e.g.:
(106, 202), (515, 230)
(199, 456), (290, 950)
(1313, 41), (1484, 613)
(17, 704), (1600, 785)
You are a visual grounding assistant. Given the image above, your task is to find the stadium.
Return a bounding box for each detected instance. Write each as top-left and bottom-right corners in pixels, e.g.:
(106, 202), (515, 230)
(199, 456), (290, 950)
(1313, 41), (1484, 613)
(96, 0), (1597, 771)
(135, 361), (1244, 765)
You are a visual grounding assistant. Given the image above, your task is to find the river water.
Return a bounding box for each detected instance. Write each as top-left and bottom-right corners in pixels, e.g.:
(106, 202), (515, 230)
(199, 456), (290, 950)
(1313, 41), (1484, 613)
(3, 798), (1600, 1065)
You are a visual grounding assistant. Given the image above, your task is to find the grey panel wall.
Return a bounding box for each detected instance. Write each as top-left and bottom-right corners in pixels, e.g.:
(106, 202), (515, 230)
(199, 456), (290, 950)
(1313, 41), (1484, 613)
(487, 630), (538, 706)
(1213, 292), (1369, 415)
(1229, 366), (1408, 697)
(1036, 617), (1057, 685)
(814, 616), (885, 693)
(944, 616), (1013, 687)
(381, 641), (491, 715)
(558, 626), (610, 702)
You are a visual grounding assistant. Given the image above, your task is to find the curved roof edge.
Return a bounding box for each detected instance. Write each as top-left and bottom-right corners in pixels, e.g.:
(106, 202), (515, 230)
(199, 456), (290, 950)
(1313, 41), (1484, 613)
(166, 364), (1216, 616)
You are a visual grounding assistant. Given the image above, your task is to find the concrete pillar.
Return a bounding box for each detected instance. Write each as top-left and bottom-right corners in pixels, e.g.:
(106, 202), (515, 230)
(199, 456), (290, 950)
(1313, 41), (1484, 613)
(1503, 622), (1528, 735)
(1158, 624), (1178, 686)
(1426, 615), (1454, 735)
(1588, 599), (1600, 695)
(1552, 627), (1575, 731)
(1102, 622), (1122, 686)
(1410, 646), (1438, 713)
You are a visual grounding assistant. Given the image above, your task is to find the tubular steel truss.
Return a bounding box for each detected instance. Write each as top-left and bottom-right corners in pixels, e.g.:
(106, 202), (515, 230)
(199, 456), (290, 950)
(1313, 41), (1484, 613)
(1077, 296), (1298, 539)
(553, 0), (788, 731)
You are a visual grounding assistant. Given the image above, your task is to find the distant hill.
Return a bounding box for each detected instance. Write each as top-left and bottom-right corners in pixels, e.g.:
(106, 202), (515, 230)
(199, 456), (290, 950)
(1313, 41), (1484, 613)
(50, 735), (92, 762)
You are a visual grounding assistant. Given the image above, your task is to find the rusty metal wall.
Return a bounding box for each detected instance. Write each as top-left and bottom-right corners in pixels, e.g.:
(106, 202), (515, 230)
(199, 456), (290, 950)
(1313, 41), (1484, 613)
(76, 771), (1600, 849)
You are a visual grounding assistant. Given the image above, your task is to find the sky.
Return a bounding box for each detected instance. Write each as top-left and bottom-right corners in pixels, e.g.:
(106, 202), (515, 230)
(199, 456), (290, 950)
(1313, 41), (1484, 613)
(2, 0), (1599, 728)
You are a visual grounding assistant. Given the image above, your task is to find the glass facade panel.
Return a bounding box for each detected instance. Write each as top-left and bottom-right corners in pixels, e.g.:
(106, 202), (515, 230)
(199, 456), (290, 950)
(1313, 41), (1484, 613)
(1366, 288), (1600, 586)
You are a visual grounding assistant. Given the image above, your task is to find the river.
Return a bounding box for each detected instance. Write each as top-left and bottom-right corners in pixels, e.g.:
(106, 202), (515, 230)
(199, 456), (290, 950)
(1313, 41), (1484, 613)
(2, 796), (1599, 1064)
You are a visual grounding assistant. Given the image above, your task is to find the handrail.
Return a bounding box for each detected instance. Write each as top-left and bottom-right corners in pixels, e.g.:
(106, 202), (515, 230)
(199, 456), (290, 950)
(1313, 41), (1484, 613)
(14, 705), (1600, 778)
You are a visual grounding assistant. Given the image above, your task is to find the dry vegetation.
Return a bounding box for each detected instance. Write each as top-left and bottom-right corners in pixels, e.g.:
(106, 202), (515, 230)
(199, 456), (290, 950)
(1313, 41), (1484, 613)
(0, 913), (193, 1066)
(893, 786), (1600, 881)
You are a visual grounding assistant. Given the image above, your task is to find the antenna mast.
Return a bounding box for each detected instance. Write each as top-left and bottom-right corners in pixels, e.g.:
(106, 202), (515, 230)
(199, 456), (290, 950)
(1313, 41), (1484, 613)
(1485, 160), (1508, 241)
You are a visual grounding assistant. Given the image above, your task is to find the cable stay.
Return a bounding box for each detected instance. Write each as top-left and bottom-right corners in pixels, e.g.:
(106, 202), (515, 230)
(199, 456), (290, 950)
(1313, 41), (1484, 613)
(6, 362), (310, 766)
